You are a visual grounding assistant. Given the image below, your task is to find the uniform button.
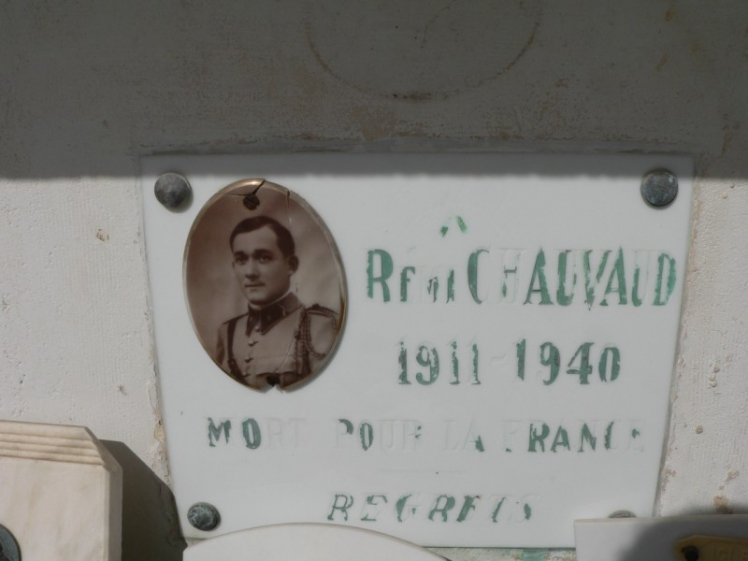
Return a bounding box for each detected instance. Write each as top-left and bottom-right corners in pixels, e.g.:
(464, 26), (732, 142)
(247, 340), (257, 347)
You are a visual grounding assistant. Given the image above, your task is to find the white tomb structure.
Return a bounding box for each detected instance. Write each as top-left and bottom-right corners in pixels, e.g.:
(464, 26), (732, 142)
(0, 421), (122, 561)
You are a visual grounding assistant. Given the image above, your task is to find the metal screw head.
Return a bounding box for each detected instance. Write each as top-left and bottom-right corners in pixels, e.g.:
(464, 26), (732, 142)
(155, 172), (192, 211)
(187, 502), (221, 531)
(0, 524), (21, 561)
(641, 169), (678, 208)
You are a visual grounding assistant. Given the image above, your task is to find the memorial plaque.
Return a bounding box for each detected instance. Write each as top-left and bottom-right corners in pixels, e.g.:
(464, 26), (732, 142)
(142, 154), (692, 547)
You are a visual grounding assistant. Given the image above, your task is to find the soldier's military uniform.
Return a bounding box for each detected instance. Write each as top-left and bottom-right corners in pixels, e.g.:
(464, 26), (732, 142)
(215, 293), (338, 390)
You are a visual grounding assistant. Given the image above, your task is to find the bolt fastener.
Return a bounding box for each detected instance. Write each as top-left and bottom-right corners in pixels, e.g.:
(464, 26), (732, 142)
(187, 502), (221, 531)
(155, 172), (192, 211)
(641, 169), (678, 208)
(0, 524), (21, 561)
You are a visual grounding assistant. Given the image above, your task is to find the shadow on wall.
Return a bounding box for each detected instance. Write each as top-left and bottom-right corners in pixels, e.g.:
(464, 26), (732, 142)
(0, 1), (746, 178)
(102, 441), (187, 561)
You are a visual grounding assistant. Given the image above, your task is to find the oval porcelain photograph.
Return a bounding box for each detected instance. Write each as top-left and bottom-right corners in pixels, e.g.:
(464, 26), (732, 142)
(183, 179), (347, 392)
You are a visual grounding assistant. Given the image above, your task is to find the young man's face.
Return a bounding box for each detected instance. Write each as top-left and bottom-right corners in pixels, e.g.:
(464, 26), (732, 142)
(232, 226), (297, 308)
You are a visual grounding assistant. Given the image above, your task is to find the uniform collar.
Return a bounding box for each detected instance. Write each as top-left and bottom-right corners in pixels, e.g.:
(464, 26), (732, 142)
(246, 293), (302, 335)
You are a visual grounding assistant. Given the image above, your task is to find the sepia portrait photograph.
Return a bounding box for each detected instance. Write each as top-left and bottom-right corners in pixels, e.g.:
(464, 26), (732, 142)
(184, 179), (346, 391)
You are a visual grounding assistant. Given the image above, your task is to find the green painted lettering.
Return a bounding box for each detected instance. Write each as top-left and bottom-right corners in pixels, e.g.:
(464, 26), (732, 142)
(540, 342), (560, 385)
(556, 250), (576, 305)
(600, 248), (627, 306)
(415, 346), (439, 385)
(598, 347), (621, 382)
(398, 342), (410, 385)
(551, 426), (570, 452)
(468, 249), (488, 304)
(327, 494), (354, 521)
(428, 495), (456, 522)
(456, 495), (479, 522)
(338, 419), (354, 434)
(360, 422), (373, 451)
(653, 253), (676, 306)
(501, 252), (520, 302)
(395, 494), (417, 522)
(208, 418), (231, 447)
(447, 270), (455, 302)
(524, 503), (532, 520)
(456, 216), (467, 233)
(241, 418), (261, 449)
(604, 421), (614, 450)
(440, 215), (467, 237)
(632, 265), (644, 306)
(427, 277), (439, 302)
(524, 249), (553, 305)
(450, 341), (459, 385)
(361, 494), (388, 522)
(367, 250), (393, 302)
(491, 497), (506, 522)
(631, 252), (649, 307)
(528, 423), (550, 452)
(579, 423), (597, 452)
(399, 267), (415, 302)
(516, 339), (526, 380)
(566, 342), (593, 385)
(472, 435), (485, 452)
(471, 343), (481, 385)
(583, 250), (611, 307)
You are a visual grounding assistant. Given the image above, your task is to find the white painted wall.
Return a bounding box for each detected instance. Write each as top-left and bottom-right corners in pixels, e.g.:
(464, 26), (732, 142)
(0, 1), (746, 560)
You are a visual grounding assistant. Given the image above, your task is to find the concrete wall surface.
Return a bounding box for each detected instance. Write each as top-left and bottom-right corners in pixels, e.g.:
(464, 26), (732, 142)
(0, 1), (746, 560)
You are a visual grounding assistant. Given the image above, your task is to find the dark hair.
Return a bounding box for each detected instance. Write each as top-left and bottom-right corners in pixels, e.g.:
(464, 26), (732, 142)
(229, 216), (296, 257)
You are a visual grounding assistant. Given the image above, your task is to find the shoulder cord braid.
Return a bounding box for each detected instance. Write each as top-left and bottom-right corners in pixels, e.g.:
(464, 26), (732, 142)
(225, 316), (246, 384)
(297, 308), (332, 377)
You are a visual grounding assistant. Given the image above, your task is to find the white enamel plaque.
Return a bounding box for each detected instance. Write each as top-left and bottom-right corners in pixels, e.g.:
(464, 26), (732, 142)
(142, 154), (692, 547)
